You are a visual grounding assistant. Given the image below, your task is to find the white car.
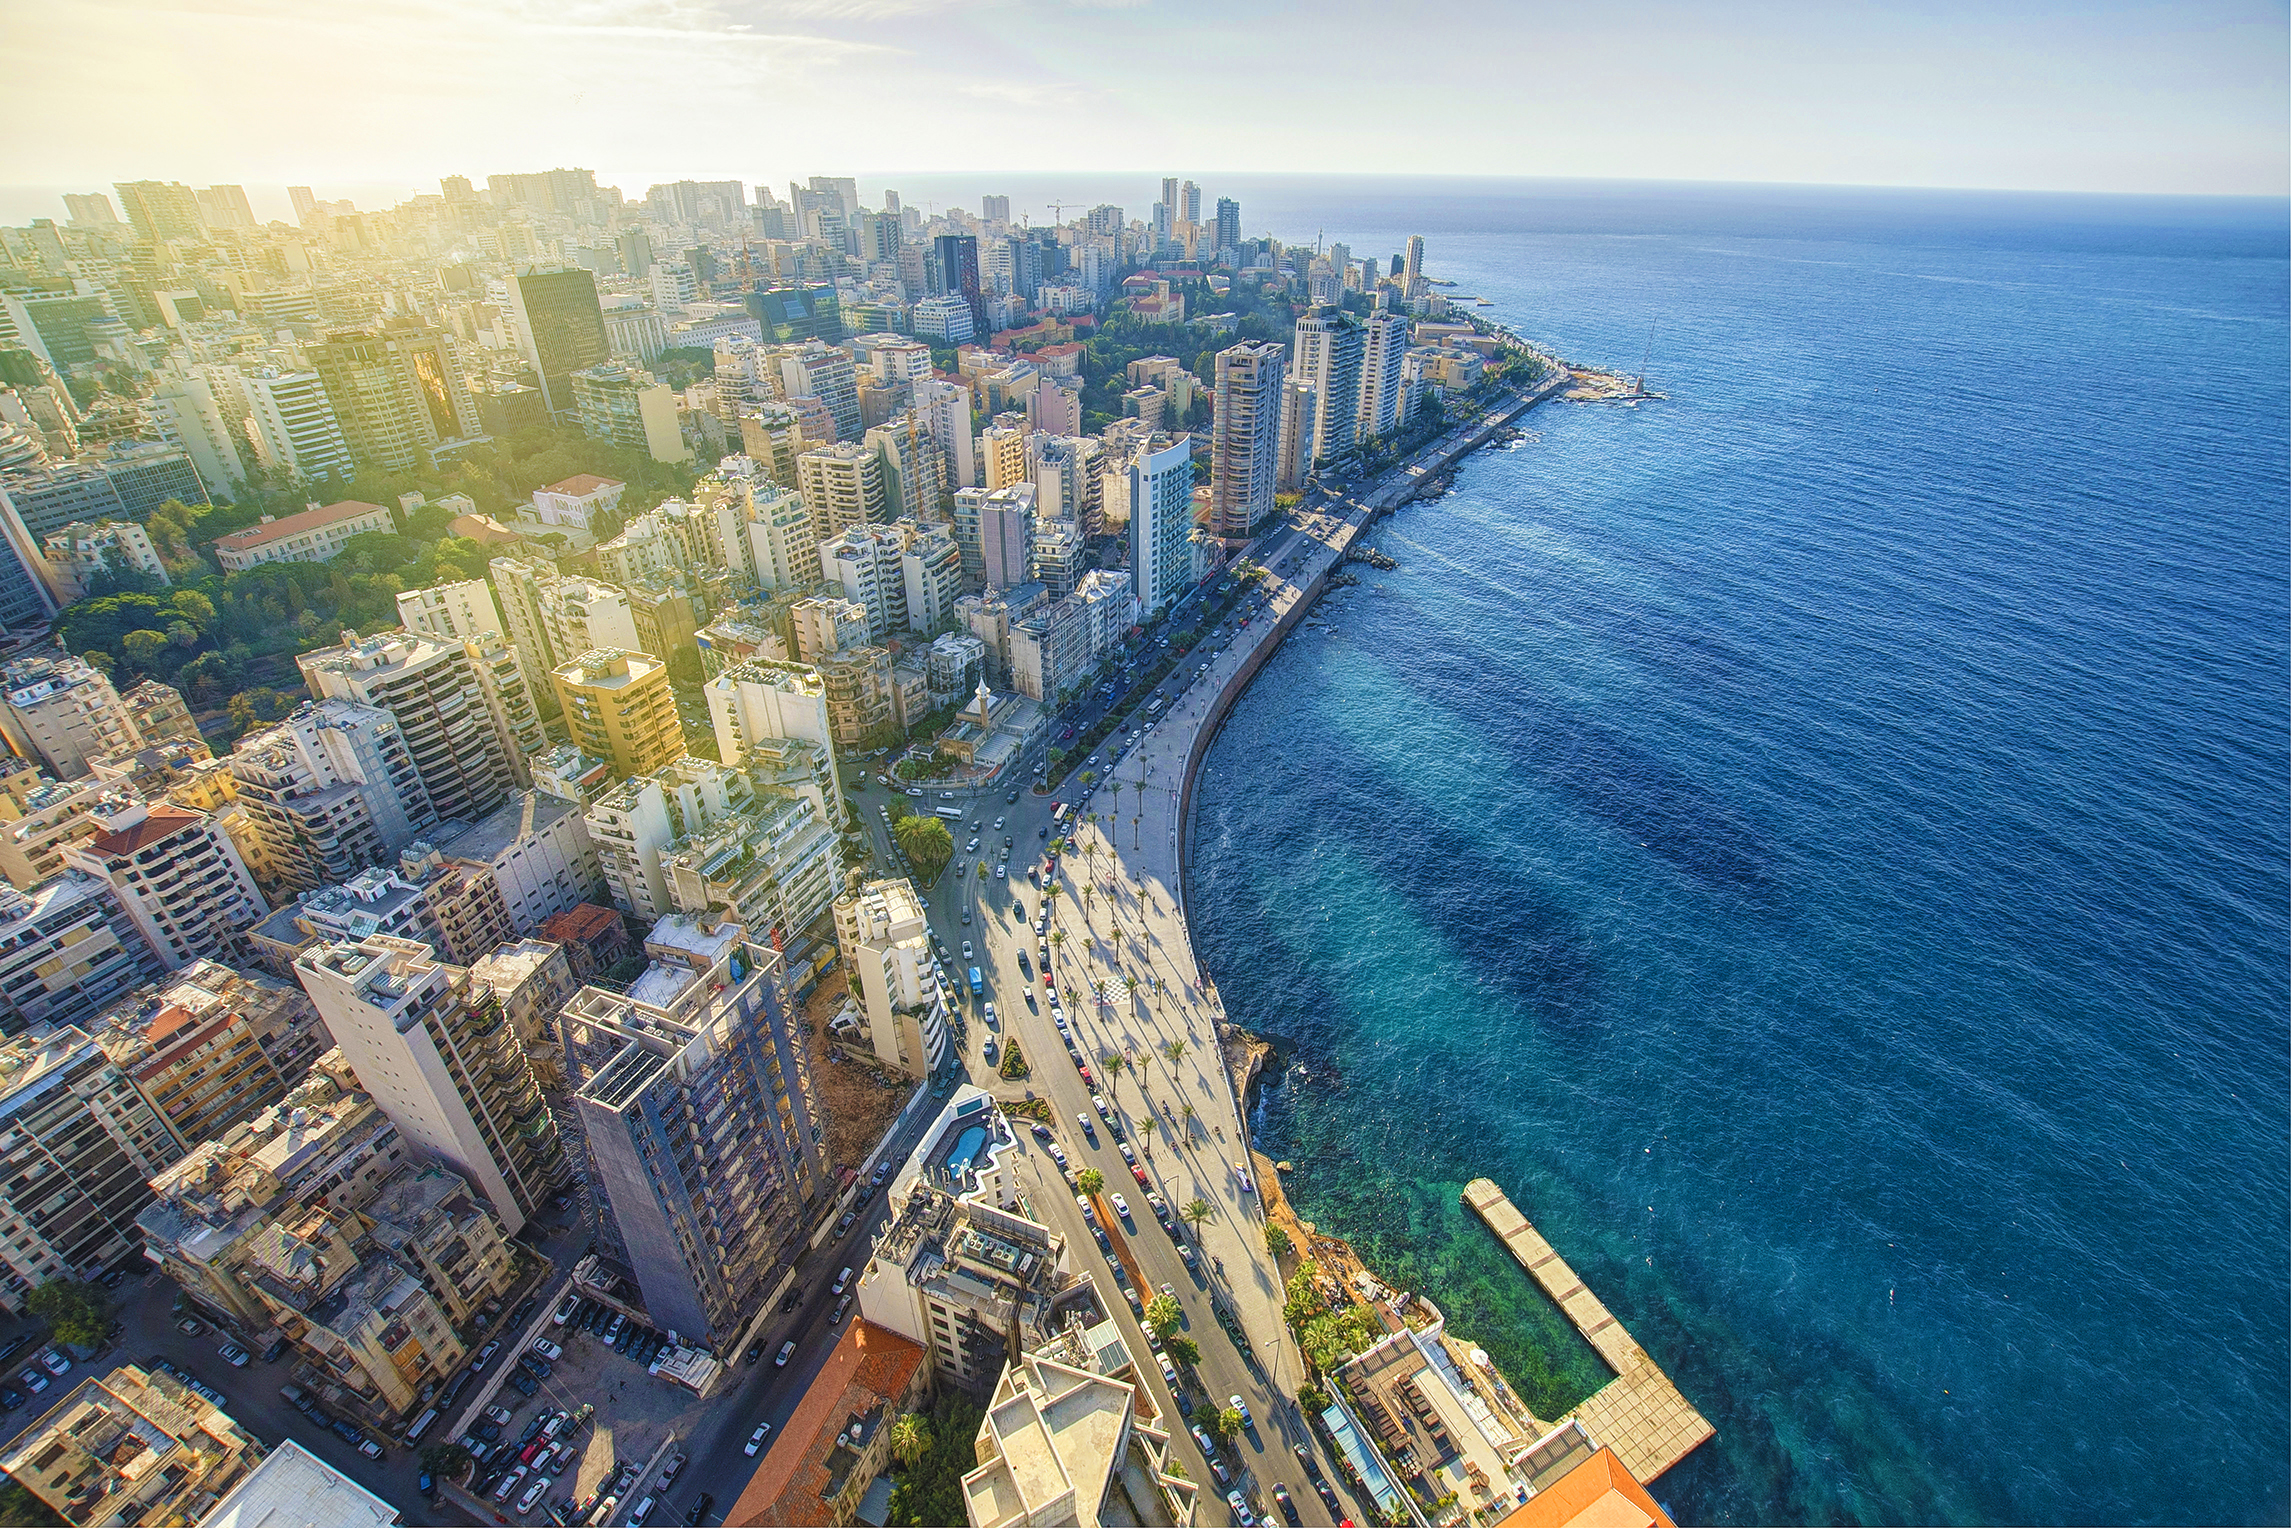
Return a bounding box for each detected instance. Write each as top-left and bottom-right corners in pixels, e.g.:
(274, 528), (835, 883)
(217, 1343), (249, 1368)
(1232, 1160), (1255, 1194)
(745, 1422), (773, 1456)
(38, 1351), (68, 1377)
(961, 941), (973, 959)
(517, 1474), (552, 1514)
(530, 1338), (563, 1361)
(1111, 1193), (1130, 1219)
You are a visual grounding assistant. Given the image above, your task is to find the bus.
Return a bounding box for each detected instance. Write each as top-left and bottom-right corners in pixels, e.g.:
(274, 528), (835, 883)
(1144, 695), (1170, 719)
(1051, 801), (1071, 825)
(933, 805), (965, 822)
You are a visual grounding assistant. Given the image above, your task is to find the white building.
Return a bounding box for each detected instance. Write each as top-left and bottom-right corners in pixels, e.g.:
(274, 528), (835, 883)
(833, 878), (949, 1077)
(431, 790), (600, 936)
(395, 578), (503, 643)
(819, 523), (910, 641)
(211, 499), (393, 573)
(912, 295), (975, 344)
(1127, 433), (1196, 616)
(62, 800), (266, 971)
(1358, 309), (1410, 442)
(1290, 306), (1365, 467)
(238, 367), (351, 482)
(978, 482), (1036, 590)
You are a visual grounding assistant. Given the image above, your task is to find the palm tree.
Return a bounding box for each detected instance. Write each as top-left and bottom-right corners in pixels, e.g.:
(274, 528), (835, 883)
(1076, 1167), (1105, 1196)
(890, 1413), (932, 1468)
(1139, 1116), (1157, 1156)
(1162, 1039), (1188, 1069)
(1123, 973), (1139, 1003)
(1182, 1196), (1213, 1230)
(1050, 928), (1067, 954)
(1100, 1052), (1125, 1103)
(1181, 1101), (1197, 1135)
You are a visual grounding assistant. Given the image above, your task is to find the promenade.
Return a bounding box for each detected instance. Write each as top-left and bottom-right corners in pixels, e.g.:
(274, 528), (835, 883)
(1048, 369), (1577, 1402)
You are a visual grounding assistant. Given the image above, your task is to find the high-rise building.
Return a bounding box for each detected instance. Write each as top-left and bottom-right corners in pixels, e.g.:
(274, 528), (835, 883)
(238, 367), (352, 482)
(0, 651), (139, 779)
(146, 368), (247, 492)
(570, 364), (688, 463)
(910, 295), (975, 346)
(1404, 234), (1426, 292)
(62, 800), (265, 972)
(295, 934), (561, 1234)
(0, 874), (161, 1038)
(795, 441), (888, 534)
(776, 341), (860, 441)
(914, 378), (977, 491)
(309, 324), (481, 474)
(981, 195), (1011, 226)
(1210, 341), (1285, 538)
(560, 929), (825, 1346)
(818, 524), (911, 641)
(112, 181), (203, 244)
(62, 192), (119, 227)
(834, 878), (950, 1076)
(933, 234), (987, 340)
(899, 519), (965, 631)
(396, 578), (502, 644)
(226, 700), (436, 893)
(1358, 310), (1410, 442)
(980, 424), (1030, 492)
(1214, 197), (1242, 257)
(1128, 434), (1196, 617)
(1290, 306), (1364, 467)
(551, 649), (683, 782)
(976, 483), (1037, 590)
(704, 661), (846, 814)
(1276, 375), (1316, 493)
(505, 267), (611, 418)
(298, 632), (521, 823)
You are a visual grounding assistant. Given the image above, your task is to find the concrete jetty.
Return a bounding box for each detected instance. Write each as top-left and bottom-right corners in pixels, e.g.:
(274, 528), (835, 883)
(1461, 1178), (1714, 1484)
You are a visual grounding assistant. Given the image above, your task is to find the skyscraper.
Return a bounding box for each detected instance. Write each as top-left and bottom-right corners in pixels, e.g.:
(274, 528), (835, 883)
(296, 936), (562, 1235)
(1404, 234), (1426, 291)
(506, 267), (610, 418)
(310, 322), (480, 474)
(238, 368), (352, 482)
(288, 186), (317, 222)
(1181, 180), (1202, 225)
(1357, 310), (1410, 443)
(982, 194), (1010, 226)
(560, 931), (825, 1346)
(1289, 306), (1364, 467)
(298, 633), (522, 824)
(1129, 434), (1195, 616)
(112, 181), (202, 243)
(1214, 197), (1242, 258)
(1210, 342), (1286, 538)
(61, 192), (119, 226)
(933, 234), (987, 341)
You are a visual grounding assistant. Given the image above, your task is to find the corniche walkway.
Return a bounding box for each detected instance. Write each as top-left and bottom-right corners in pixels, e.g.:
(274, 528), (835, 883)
(1462, 1178), (1715, 1483)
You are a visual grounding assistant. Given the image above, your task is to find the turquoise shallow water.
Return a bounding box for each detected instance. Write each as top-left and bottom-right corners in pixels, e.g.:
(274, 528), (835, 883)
(1183, 183), (2289, 1526)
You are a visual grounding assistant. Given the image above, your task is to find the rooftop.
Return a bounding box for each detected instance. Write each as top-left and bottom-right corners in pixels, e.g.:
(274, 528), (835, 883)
(197, 1438), (400, 1528)
(541, 473), (625, 497)
(213, 500), (387, 553)
(726, 1320), (924, 1527)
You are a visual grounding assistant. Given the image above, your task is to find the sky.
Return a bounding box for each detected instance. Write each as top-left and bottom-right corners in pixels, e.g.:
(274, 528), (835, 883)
(2, 0), (2285, 225)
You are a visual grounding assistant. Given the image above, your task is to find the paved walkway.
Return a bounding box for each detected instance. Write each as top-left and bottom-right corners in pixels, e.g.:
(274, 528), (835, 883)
(1462, 1179), (1713, 1483)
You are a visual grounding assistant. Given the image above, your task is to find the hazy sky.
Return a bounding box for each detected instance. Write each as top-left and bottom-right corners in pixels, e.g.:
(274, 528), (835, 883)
(4, 0), (2285, 222)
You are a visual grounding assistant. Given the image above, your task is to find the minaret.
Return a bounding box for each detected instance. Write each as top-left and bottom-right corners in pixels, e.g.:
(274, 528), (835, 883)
(970, 678), (994, 725)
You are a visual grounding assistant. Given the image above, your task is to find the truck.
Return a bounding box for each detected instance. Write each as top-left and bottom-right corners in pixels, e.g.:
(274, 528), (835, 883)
(968, 966), (984, 997)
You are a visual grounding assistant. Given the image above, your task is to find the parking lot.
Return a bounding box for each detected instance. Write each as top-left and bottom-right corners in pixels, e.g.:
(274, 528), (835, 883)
(457, 1292), (729, 1525)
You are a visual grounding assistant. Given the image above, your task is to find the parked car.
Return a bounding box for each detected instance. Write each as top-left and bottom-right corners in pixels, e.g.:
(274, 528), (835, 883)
(530, 1338), (563, 1361)
(15, 1371), (44, 1395)
(0, 1389), (23, 1411)
(1227, 1488), (1257, 1526)
(507, 1371), (538, 1396)
(473, 1340), (501, 1370)
(217, 1343), (249, 1368)
(357, 1438), (384, 1462)
(684, 1493), (715, 1526)
(745, 1423), (773, 1456)
(174, 1318), (204, 1336)
(832, 1265), (853, 1295)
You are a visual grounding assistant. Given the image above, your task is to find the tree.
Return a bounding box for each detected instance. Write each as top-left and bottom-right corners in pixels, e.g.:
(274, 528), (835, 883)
(1182, 1196), (1213, 1230)
(170, 588), (217, 633)
(1144, 1294), (1183, 1338)
(1162, 1039), (1187, 1068)
(1166, 1333), (1201, 1366)
(895, 815), (955, 882)
(1181, 1101), (1197, 1132)
(890, 1413), (932, 1468)
(1076, 1167), (1105, 1196)
(27, 1279), (108, 1347)
(1214, 1406), (1246, 1440)
(1139, 1116), (1156, 1154)
(1100, 1051), (1124, 1101)
(1297, 1383), (1328, 1414)
(666, 644), (705, 688)
(120, 628), (170, 669)
(421, 1442), (474, 1483)
(0, 1480), (64, 1526)
(1265, 1224), (1292, 1257)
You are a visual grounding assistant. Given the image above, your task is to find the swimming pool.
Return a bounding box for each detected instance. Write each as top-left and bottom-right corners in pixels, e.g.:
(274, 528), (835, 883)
(943, 1124), (990, 1175)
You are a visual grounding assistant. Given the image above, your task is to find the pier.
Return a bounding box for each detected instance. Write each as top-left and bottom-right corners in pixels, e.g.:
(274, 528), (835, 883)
(1461, 1178), (1714, 1484)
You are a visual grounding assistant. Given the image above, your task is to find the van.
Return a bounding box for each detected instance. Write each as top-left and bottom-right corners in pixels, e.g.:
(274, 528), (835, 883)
(627, 1496), (656, 1526)
(403, 1406), (439, 1444)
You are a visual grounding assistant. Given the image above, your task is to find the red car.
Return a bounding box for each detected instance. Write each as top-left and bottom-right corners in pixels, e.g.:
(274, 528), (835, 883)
(1132, 1166), (1150, 1185)
(1078, 1065), (1093, 1084)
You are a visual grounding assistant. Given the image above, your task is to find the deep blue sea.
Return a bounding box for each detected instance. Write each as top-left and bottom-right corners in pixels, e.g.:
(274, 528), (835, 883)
(1182, 182), (2291, 1527)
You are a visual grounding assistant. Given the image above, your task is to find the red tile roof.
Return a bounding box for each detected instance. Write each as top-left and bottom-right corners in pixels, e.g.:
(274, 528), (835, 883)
(89, 803), (202, 854)
(213, 501), (388, 552)
(541, 903), (623, 945)
(726, 1321), (925, 1527)
(1494, 1449), (1676, 1528)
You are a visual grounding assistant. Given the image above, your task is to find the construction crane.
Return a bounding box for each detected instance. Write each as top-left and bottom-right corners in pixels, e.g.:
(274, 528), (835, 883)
(1045, 199), (1077, 225)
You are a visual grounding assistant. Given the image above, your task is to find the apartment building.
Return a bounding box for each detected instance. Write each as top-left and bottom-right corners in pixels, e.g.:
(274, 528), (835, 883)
(832, 878), (950, 1077)
(560, 928), (825, 1346)
(0, 1027), (186, 1310)
(552, 649), (684, 781)
(226, 700), (438, 894)
(0, 873), (159, 1037)
(394, 578), (503, 643)
(61, 800), (266, 972)
(0, 1364), (264, 1527)
(294, 936), (561, 1234)
(298, 632), (521, 825)
(0, 651), (139, 780)
(796, 441), (888, 535)
(212, 500), (392, 573)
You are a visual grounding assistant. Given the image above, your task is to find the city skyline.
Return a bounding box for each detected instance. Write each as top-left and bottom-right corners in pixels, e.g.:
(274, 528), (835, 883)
(3, 0), (2284, 213)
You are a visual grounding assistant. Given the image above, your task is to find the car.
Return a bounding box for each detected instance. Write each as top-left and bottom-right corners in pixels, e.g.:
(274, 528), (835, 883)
(175, 1318), (205, 1336)
(508, 1371), (538, 1396)
(983, 1038), (998, 1064)
(493, 1466), (528, 1503)
(1227, 1489), (1257, 1526)
(627, 1497), (656, 1527)
(603, 1314), (626, 1345)
(1039, 826), (1050, 837)
(1092, 1093), (1110, 1118)
(0, 1390), (21, 1411)
(1179, 1244), (1198, 1269)
(474, 1339), (502, 1369)
(1076, 1112), (1096, 1141)
(18, 1370), (46, 1394)
(100, 1268), (127, 1289)
(684, 1494), (715, 1526)
(745, 1422), (773, 1456)
(358, 1438), (385, 1462)
(1272, 1484), (1300, 1524)
(832, 1265), (854, 1295)
(1160, 1281), (1176, 1301)
(1133, 1165), (1150, 1186)
(217, 1343), (249, 1368)
(775, 1341), (796, 1367)
(1232, 1160), (1254, 1194)
(530, 1338), (563, 1361)
(1315, 1481), (1342, 1516)
(832, 1293), (853, 1324)
(554, 1296), (578, 1325)
(1293, 1443), (1318, 1477)
(542, 1409), (571, 1440)
(520, 1353), (552, 1378)
(982, 1001), (996, 1026)
(1159, 1352), (1180, 1384)
(509, 1297), (537, 1327)
(486, 1404), (516, 1426)
(745, 1339), (768, 1366)
(417, 1469), (435, 1498)
(259, 1336), (289, 1363)
(1047, 1144), (1066, 1166)
(1111, 1193), (1130, 1219)
(1228, 1395), (1251, 1428)
(1118, 1142), (1136, 1165)
(656, 1452), (687, 1490)
(783, 1283), (807, 1311)
(960, 941), (973, 959)
(1029, 1122), (1054, 1144)
(517, 1474), (552, 1514)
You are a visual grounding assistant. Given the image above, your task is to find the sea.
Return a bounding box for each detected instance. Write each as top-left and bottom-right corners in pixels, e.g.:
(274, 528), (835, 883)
(1177, 181), (2291, 1526)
